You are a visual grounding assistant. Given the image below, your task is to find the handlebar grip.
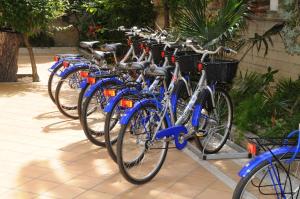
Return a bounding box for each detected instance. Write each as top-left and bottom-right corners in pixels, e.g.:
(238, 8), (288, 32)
(223, 47), (237, 54)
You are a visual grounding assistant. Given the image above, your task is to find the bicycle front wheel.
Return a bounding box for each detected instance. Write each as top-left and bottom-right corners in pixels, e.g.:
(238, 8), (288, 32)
(194, 87), (233, 154)
(233, 153), (300, 199)
(117, 103), (169, 184)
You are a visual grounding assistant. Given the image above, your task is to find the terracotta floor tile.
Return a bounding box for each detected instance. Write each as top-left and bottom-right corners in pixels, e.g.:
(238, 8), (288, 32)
(43, 184), (85, 199)
(0, 173), (34, 188)
(155, 192), (190, 199)
(64, 174), (105, 190)
(76, 190), (114, 199)
(195, 188), (233, 199)
(0, 189), (37, 199)
(17, 179), (59, 194)
(92, 175), (136, 195)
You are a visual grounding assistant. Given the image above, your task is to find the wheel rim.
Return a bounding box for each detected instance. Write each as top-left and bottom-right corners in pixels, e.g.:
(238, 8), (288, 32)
(58, 72), (82, 117)
(239, 157), (300, 199)
(119, 106), (167, 182)
(199, 90), (232, 152)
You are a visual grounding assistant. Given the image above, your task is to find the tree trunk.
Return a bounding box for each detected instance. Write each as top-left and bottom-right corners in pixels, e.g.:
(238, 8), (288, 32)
(163, 0), (170, 29)
(23, 34), (40, 82)
(0, 31), (21, 82)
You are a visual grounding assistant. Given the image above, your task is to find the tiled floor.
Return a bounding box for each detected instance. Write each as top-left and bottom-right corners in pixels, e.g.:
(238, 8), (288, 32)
(0, 54), (239, 198)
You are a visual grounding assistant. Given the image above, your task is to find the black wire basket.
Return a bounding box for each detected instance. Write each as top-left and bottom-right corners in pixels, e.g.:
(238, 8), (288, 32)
(204, 59), (239, 83)
(151, 43), (165, 65)
(167, 51), (203, 70)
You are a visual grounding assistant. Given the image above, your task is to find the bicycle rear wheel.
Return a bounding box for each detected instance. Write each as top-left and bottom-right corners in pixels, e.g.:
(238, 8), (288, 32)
(194, 87), (233, 154)
(233, 153), (300, 199)
(81, 81), (119, 147)
(117, 103), (169, 184)
(78, 83), (90, 123)
(104, 96), (125, 163)
(48, 63), (63, 104)
(55, 67), (85, 119)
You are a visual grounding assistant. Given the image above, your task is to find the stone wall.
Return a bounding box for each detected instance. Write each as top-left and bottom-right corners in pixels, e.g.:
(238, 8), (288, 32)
(236, 18), (300, 80)
(51, 18), (79, 47)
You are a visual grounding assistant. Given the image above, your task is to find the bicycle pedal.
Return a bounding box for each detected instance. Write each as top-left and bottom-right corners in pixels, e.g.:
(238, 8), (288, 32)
(195, 132), (206, 137)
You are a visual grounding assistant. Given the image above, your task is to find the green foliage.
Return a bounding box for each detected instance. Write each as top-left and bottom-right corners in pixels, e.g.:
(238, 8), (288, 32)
(64, 0), (155, 40)
(0, 0), (68, 35)
(232, 68), (300, 137)
(175, 0), (250, 48)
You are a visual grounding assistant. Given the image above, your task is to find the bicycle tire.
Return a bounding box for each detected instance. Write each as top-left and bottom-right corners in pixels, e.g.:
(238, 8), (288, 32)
(55, 66), (88, 119)
(48, 62), (63, 104)
(117, 103), (169, 184)
(80, 80), (119, 147)
(194, 87), (233, 154)
(77, 83), (90, 123)
(233, 153), (300, 199)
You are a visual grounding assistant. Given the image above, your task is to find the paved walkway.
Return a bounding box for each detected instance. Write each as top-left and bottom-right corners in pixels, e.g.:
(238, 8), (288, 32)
(0, 54), (240, 199)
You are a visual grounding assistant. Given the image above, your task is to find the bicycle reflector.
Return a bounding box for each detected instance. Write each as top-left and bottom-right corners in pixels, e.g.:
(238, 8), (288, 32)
(120, 99), (133, 108)
(54, 55), (60, 62)
(161, 51), (165, 58)
(87, 77), (96, 85)
(197, 63), (203, 72)
(127, 39), (132, 46)
(140, 43), (144, 49)
(63, 61), (70, 68)
(171, 55), (176, 63)
(247, 142), (257, 156)
(103, 89), (116, 97)
(80, 71), (89, 78)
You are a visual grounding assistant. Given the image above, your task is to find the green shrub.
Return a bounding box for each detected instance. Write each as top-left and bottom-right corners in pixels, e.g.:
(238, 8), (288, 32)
(231, 68), (300, 138)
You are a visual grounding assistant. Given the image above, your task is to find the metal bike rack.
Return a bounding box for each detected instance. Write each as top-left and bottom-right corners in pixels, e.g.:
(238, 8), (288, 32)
(186, 138), (252, 161)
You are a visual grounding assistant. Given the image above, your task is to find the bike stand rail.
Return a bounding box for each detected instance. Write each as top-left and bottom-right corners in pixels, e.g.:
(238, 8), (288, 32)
(186, 142), (252, 161)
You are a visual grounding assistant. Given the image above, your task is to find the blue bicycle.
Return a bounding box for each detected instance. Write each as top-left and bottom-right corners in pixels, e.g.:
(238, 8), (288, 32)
(233, 126), (300, 199)
(116, 42), (238, 184)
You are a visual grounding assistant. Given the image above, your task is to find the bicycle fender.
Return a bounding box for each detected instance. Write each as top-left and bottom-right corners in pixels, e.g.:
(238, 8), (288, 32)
(104, 88), (138, 113)
(49, 57), (83, 71)
(59, 63), (89, 77)
(119, 99), (171, 127)
(155, 125), (188, 150)
(49, 60), (62, 72)
(84, 78), (123, 98)
(191, 104), (203, 127)
(170, 93), (177, 117)
(80, 79), (88, 89)
(239, 146), (296, 178)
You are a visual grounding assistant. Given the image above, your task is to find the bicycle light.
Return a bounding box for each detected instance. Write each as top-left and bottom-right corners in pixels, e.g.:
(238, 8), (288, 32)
(120, 99), (133, 108)
(103, 89), (116, 97)
(161, 51), (165, 58)
(54, 55), (60, 62)
(171, 55), (176, 63)
(127, 39), (132, 46)
(87, 77), (96, 85)
(197, 63), (203, 72)
(247, 142), (257, 156)
(140, 43), (144, 49)
(63, 61), (70, 68)
(80, 71), (89, 78)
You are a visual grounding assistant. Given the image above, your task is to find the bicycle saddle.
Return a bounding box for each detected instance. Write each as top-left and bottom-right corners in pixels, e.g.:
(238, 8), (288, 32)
(79, 41), (100, 49)
(119, 61), (151, 70)
(145, 66), (167, 77)
(93, 50), (113, 60)
(56, 54), (82, 58)
(101, 43), (122, 52)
